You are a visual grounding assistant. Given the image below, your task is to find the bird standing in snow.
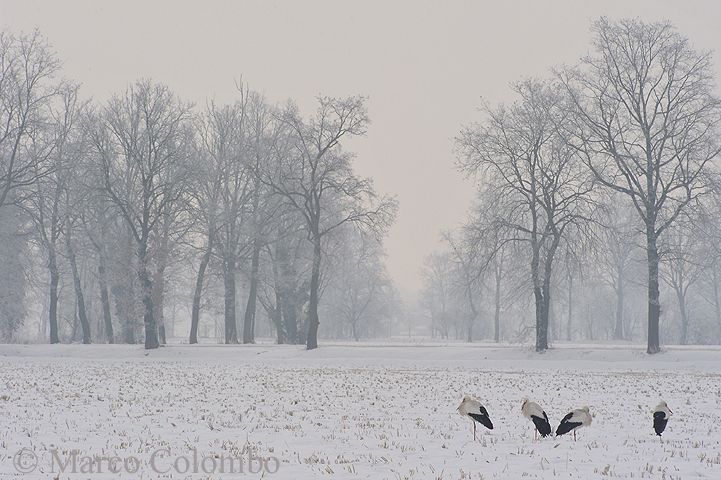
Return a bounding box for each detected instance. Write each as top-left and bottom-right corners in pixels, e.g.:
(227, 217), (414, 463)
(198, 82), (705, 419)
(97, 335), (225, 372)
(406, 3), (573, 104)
(457, 395), (494, 440)
(521, 399), (552, 439)
(556, 406), (592, 441)
(652, 401), (672, 436)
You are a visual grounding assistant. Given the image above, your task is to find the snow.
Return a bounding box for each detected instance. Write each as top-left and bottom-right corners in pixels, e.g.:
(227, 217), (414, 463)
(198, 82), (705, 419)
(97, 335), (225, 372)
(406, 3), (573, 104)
(1, 343), (720, 479)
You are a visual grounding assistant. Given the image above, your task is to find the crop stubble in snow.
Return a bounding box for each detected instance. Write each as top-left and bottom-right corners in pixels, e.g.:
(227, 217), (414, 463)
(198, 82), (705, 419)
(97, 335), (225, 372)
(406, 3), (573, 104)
(0, 346), (720, 479)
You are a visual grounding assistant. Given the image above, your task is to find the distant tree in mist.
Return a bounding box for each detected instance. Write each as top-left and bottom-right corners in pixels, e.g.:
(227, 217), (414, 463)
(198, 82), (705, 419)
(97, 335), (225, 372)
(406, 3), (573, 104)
(0, 28), (399, 348)
(0, 204), (28, 340)
(262, 96), (397, 350)
(660, 217), (707, 345)
(8, 17), (721, 352)
(594, 197), (640, 341)
(323, 228), (395, 341)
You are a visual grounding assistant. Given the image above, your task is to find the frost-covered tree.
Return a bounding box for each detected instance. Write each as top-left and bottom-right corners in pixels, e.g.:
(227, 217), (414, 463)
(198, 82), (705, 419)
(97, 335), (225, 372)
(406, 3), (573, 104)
(0, 203), (28, 340)
(457, 79), (594, 352)
(560, 18), (721, 353)
(0, 31), (60, 209)
(263, 96), (396, 350)
(91, 81), (192, 349)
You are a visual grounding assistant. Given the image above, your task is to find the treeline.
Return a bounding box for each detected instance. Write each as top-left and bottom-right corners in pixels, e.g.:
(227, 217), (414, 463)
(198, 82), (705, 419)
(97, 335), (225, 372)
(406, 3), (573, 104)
(423, 18), (721, 353)
(0, 30), (397, 349)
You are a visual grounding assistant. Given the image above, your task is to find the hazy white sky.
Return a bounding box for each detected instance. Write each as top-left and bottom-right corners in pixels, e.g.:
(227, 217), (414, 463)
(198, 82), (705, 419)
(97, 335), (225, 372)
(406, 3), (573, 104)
(2, 0), (720, 296)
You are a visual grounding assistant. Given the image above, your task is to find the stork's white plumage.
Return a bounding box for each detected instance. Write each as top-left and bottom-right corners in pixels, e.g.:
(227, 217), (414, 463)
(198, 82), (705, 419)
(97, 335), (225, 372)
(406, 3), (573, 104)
(652, 400), (672, 436)
(555, 406), (592, 441)
(457, 395), (494, 440)
(521, 399), (552, 439)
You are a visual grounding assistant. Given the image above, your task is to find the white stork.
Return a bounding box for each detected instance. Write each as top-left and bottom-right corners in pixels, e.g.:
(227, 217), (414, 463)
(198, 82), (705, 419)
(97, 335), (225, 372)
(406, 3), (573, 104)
(653, 400), (672, 436)
(521, 399), (552, 439)
(555, 406), (592, 441)
(457, 395), (494, 440)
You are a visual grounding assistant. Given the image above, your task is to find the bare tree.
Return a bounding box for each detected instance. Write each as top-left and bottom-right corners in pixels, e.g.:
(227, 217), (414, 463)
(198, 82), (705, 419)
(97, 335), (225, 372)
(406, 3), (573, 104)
(25, 134), (62, 343)
(187, 126), (221, 345)
(457, 79), (594, 352)
(24, 83), (84, 343)
(559, 18), (721, 353)
(461, 191), (514, 343)
(263, 96), (396, 350)
(58, 85), (91, 344)
(697, 188), (721, 342)
(595, 197), (640, 340)
(660, 218), (705, 344)
(268, 213), (310, 345)
(420, 252), (455, 340)
(324, 228), (393, 341)
(241, 93), (279, 344)
(80, 195), (115, 344)
(444, 232), (483, 342)
(195, 96), (254, 344)
(0, 31), (60, 209)
(0, 203), (28, 340)
(91, 80), (191, 349)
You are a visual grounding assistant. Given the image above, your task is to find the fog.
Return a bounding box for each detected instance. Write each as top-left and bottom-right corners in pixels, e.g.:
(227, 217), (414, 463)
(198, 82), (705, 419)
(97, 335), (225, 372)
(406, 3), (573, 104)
(2, 1), (721, 352)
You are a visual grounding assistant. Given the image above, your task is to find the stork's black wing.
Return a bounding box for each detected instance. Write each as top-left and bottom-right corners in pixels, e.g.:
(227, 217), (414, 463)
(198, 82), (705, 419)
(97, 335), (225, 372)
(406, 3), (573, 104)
(468, 412), (494, 430)
(531, 412), (552, 437)
(653, 411), (668, 436)
(555, 412), (581, 436)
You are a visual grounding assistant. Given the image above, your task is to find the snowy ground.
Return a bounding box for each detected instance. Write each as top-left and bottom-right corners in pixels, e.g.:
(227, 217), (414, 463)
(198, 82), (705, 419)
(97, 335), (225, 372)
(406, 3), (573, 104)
(1, 343), (720, 479)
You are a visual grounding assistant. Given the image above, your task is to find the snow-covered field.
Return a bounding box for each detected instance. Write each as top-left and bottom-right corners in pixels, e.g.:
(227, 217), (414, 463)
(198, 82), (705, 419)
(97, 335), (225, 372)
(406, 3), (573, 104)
(1, 343), (720, 479)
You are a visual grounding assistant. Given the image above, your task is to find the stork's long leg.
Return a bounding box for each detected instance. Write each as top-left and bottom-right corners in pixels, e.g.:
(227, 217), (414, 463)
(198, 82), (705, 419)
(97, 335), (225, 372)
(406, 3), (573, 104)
(473, 421), (477, 441)
(573, 430), (576, 442)
(534, 428), (537, 441)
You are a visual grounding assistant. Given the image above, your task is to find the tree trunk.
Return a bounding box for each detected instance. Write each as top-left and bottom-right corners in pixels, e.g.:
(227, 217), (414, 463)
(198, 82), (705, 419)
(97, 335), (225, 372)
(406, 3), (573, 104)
(138, 240), (159, 349)
(675, 286), (689, 345)
(242, 239), (261, 344)
(71, 298), (79, 342)
(535, 281), (550, 352)
(48, 248), (60, 344)
(114, 285), (136, 344)
(270, 247), (286, 344)
(586, 303), (594, 340)
(98, 254), (114, 344)
(273, 294), (285, 344)
(224, 255), (239, 344)
(548, 286), (556, 341)
(713, 267), (721, 344)
(190, 239), (213, 344)
(613, 275), (625, 340)
(153, 266), (166, 344)
(120, 227), (137, 344)
(306, 234), (322, 350)
(282, 294), (298, 344)
(534, 286), (548, 351)
(465, 282), (477, 343)
(275, 243), (297, 344)
(352, 319), (360, 341)
(493, 266), (502, 343)
(566, 268), (573, 341)
(532, 248), (551, 352)
(66, 233), (91, 344)
(646, 227), (661, 354)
